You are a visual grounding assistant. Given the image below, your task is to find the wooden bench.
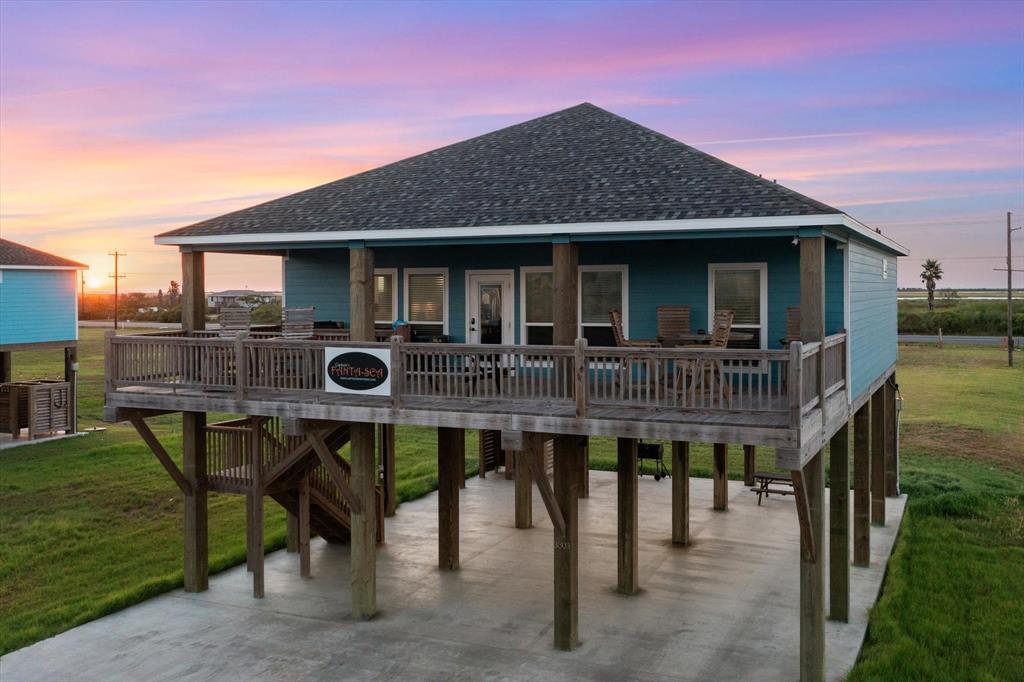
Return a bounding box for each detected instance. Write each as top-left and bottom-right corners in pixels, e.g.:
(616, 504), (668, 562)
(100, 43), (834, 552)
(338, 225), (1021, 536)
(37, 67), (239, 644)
(751, 470), (794, 505)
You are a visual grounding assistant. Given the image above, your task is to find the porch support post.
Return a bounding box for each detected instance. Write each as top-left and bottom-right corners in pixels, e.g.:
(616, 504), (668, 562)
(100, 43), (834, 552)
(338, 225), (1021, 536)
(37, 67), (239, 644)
(578, 436), (590, 499)
(514, 439), (534, 529)
(0, 351), (10, 383)
(884, 374), (898, 497)
(350, 421), (377, 619)
(712, 443), (728, 511)
(180, 250), (205, 333)
(438, 427), (462, 571)
(349, 245), (374, 342)
(829, 422), (850, 622)
(799, 449), (826, 682)
(853, 403), (871, 566)
(742, 444), (756, 487)
(379, 423), (397, 517)
(870, 388), (886, 526)
(181, 411), (208, 592)
(671, 441), (690, 545)
(64, 345), (77, 433)
(617, 437), (639, 595)
(552, 241), (578, 346)
(552, 434), (580, 650)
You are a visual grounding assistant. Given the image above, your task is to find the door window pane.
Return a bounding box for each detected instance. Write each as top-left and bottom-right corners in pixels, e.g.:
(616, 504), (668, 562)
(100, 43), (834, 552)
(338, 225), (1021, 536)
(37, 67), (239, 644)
(374, 273), (394, 322)
(714, 269), (760, 325)
(581, 270), (623, 324)
(408, 272), (444, 323)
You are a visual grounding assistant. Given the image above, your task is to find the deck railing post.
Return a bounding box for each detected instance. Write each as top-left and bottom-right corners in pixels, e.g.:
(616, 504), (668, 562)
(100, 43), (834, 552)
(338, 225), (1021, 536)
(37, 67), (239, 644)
(234, 332), (248, 401)
(574, 338), (588, 419)
(789, 341), (803, 429)
(390, 335), (403, 409)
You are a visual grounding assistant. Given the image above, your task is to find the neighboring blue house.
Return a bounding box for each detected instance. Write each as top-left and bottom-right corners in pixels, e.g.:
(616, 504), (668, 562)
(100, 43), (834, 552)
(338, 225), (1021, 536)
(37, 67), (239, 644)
(1, 238), (88, 434)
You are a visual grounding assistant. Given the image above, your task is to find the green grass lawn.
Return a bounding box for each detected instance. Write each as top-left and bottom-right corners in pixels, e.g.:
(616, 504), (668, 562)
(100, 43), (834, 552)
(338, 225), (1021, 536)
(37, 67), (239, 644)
(2, 332), (1022, 679)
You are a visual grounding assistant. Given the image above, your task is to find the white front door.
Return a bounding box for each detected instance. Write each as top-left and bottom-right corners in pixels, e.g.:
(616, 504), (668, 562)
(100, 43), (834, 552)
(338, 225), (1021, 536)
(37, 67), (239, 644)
(466, 271), (514, 344)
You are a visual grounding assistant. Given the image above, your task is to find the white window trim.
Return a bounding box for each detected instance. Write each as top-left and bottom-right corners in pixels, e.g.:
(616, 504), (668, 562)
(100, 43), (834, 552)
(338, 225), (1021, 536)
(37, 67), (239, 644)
(519, 265), (553, 344)
(579, 264), (629, 339)
(707, 262), (768, 350)
(403, 267), (449, 334)
(464, 269), (515, 343)
(374, 268), (398, 325)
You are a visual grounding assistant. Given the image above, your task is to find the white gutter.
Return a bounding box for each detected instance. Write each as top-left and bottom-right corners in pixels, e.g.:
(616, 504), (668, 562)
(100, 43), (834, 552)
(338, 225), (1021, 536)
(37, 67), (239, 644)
(0, 264), (88, 271)
(154, 213), (909, 255)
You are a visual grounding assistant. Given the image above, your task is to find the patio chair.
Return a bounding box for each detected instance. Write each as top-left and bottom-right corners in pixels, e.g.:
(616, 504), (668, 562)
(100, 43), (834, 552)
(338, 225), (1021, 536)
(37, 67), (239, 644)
(218, 305), (251, 338)
(780, 307), (801, 347)
(281, 306), (315, 339)
(656, 305), (691, 341)
(677, 309), (734, 406)
(610, 309), (658, 399)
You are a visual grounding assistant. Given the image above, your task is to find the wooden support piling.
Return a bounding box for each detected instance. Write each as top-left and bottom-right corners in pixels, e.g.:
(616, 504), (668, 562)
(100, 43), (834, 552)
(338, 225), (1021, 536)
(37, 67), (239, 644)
(829, 423), (850, 622)
(799, 448), (825, 682)
(617, 437), (639, 595)
(671, 441), (690, 545)
(713, 443), (728, 510)
(853, 403), (871, 566)
(552, 434), (580, 651)
(514, 441), (534, 529)
(742, 444), (756, 487)
(181, 411), (208, 593)
(349, 422), (377, 620)
(578, 436), (590, 499)
(438, 426), (462, 571)
(379, 423), (397, 516)
(248, 416), (264, 599)
(870, 388), (886, 526)
(884, 376), (898, 497)
(286, 512), (299, 553)
(299, 474), (311, 578)
(64, 345), (78, 433)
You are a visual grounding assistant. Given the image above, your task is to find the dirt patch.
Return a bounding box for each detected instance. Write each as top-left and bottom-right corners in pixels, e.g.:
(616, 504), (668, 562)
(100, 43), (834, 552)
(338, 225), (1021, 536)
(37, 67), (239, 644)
(902, 422), (1024, 473)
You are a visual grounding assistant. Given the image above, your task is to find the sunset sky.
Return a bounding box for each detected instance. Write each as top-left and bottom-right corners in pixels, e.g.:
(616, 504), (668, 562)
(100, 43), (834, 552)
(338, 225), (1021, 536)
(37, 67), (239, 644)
(1, 0), (1021, 292)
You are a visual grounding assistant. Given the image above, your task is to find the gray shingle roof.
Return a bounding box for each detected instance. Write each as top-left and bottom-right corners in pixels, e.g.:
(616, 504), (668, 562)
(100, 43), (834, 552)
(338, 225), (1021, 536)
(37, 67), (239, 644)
(0, 239), (87, 269)
(158, 103), (840, 240)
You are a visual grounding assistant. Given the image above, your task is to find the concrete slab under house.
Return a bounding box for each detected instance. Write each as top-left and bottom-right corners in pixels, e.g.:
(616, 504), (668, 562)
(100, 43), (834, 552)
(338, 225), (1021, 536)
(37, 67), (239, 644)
(72, 104), (908, 681)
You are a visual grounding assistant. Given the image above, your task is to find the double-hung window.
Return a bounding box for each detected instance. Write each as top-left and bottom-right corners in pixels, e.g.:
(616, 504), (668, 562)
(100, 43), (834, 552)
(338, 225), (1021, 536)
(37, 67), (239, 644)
(404, 268), (448, 336)
(579, 265), (627, 346)
(707, 263), (767, 349)
(374, 268), (398, 325)
(521, 267), (554, 345)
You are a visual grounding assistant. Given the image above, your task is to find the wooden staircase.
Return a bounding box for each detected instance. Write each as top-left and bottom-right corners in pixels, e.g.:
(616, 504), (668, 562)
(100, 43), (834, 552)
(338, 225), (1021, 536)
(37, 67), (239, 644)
(205, 416), (385, 596)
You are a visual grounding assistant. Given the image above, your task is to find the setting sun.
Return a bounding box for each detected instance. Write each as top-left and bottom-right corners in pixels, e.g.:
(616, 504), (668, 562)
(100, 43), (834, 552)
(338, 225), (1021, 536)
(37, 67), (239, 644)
(85, 274), (104, 289)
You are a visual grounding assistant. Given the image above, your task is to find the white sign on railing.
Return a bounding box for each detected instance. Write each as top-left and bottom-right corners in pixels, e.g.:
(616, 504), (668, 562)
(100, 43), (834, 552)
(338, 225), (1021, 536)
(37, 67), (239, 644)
(324, 347), (392, 396)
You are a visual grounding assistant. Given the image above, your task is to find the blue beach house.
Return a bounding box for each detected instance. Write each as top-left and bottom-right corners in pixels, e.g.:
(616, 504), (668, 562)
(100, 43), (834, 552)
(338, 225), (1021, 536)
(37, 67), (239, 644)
(106, 104), (908, 670)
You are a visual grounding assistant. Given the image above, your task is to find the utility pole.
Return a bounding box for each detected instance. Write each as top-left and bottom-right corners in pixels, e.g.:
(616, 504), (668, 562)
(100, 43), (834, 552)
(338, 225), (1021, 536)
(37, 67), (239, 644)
(79, 270), (85, 319)
(109, 251), (126, 330)
(995, 212), (1023, 367)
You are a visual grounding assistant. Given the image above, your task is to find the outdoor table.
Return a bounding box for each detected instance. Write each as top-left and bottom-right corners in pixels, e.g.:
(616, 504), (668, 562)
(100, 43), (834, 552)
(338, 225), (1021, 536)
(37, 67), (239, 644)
(657, 330), (755, 347)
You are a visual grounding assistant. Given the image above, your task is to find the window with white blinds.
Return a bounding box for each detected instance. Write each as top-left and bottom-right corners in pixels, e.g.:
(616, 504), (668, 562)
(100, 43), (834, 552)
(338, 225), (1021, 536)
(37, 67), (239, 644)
(580, 265), (626, 346)
(374, 269), (396, 323)
(522, 268), (553, 345)
(405, 269), (447, 330)
(708, 263), (767, 349)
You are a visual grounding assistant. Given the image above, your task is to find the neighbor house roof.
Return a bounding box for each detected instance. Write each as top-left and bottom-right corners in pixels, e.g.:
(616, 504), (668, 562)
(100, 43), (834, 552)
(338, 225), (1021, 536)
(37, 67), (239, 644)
(156, 103), (907, 254)
(0, 239), (88, 270)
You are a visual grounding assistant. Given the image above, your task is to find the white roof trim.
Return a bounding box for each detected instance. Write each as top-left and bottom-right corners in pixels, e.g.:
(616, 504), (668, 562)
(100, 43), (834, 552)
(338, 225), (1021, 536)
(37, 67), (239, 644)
(155, 213), (909, 255)
(0, 264), (87, 271)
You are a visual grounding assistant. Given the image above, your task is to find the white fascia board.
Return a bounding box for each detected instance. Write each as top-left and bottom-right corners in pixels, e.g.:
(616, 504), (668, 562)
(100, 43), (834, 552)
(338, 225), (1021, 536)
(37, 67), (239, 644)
(0, 264), (87, 271)
(155, 213), (909, 255)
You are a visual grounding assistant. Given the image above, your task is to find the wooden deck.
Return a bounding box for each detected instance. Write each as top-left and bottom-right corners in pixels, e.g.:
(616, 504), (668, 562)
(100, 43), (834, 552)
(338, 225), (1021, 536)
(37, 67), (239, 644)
(104, 332), (850, 462)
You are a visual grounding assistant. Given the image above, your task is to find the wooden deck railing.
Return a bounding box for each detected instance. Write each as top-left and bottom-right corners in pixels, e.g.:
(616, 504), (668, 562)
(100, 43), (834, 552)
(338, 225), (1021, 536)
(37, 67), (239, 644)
(105, 331), (847, 424)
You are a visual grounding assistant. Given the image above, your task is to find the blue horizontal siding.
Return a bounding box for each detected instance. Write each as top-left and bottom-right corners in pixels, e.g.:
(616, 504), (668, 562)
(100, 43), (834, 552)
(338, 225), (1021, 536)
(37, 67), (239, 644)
(282, 237), (848, 349)
(848, 238), (897, 400)
(0, 269), (78, 345)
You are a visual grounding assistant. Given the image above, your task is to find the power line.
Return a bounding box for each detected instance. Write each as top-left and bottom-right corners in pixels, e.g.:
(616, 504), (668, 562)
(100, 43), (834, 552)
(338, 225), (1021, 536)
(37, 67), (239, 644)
(108, 252), (126, 330)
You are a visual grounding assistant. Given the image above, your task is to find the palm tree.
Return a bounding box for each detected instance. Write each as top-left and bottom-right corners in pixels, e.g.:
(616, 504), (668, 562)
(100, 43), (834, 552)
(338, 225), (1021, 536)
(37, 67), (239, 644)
(920, 259), (943, 312)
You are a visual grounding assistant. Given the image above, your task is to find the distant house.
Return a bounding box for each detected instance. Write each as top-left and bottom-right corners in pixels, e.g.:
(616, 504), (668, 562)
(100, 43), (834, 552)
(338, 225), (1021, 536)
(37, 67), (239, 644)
(0, 238), (88, 437)
(206, 289), (281, 310)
